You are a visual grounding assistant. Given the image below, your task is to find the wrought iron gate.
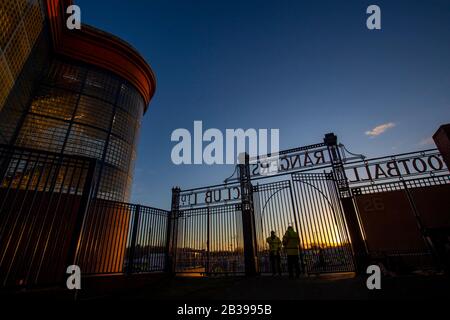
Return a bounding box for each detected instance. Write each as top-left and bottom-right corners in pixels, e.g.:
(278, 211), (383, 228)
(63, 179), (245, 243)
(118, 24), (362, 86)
(291, 172), (354, 273)
(169, 133), (450, 277)
(253, 180), (299, 274)
(252, 173), (354, 275)
(174, 203), (245, 275)
(169, 138), (360, 276)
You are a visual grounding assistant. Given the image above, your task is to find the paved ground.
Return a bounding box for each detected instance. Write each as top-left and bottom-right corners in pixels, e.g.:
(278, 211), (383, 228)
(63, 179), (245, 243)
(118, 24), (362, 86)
(99, 272), (450, 300)
(5, 272), (449, 301)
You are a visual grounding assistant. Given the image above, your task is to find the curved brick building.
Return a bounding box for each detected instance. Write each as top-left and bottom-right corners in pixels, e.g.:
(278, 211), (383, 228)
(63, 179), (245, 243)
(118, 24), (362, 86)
(0, 0), (155, 202)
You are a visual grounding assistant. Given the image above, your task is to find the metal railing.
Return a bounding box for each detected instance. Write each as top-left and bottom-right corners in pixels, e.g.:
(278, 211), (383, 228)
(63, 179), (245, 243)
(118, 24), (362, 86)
(2, 142), (449, 288)
(253, 175), (355, 275)
(351, 175), (450, 272)
(76, 200), (169, 275)
(0, 145), (169, 289)
(174, 203), (245, 275)
(0, 145), (95, 287)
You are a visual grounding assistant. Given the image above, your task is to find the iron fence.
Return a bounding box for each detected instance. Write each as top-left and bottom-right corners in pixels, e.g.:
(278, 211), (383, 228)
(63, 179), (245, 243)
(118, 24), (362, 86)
(2, 140), (450, 288)
(0, 144), (95, 287)
(127, 205), (169, 273)
(0, 144), (169, 289)
(76, 200), (169, 275)
(351, 174), (450, 195)
(351, 174), (450, 272)
(174, 203), (245, 275)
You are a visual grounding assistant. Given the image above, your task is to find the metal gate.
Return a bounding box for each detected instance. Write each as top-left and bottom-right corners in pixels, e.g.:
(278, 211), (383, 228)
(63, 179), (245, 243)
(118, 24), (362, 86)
(174, 203), (245, 275)
(291, 172), (354, 273)
(253, 180), (299, 274)
(253, 173), (354, 275)
(169, 138), (360, 276)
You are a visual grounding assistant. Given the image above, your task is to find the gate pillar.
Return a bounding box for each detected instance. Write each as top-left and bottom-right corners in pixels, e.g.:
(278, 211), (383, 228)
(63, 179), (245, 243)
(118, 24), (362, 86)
(165, 186), (180, 274)
(324, 133), (368, 274)
(238, 153), (258, 276)
(433, 124), (450, 170)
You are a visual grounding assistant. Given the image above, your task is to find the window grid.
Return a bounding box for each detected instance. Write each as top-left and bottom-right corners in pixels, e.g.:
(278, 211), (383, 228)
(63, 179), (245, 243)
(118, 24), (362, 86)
(30, 86), (79, 121)
(0, 0), (45, 111)
(111, 108), (137, 143)
(16, 114), (69, 153)
(75, 95), (114, 130)
(12, 58), (146, 202)
(64, 124), (107, 159)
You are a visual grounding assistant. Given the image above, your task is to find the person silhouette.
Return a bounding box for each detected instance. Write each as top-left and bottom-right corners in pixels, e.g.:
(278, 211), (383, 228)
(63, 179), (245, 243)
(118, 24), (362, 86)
(283, 226), (300, 278)
(266, 231), (282, 276)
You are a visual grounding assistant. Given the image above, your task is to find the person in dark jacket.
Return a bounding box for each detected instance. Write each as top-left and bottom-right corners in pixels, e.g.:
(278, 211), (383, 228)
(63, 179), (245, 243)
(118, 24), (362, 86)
(283, 226), (301, 278)
(266, 231), (282, 276)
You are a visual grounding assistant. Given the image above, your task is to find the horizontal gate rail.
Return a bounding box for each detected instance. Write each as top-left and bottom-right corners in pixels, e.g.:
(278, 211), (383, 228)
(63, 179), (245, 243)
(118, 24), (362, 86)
(352, 174), (450, 195)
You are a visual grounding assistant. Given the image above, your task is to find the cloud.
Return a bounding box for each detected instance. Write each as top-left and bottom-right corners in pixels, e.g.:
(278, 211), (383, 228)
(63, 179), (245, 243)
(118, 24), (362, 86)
(365, 122), (396, 137)
(419, 137), (434, 146)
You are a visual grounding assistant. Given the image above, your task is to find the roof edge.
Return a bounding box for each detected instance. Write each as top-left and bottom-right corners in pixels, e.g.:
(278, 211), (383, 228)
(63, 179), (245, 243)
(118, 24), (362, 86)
(45, 0), (156, 112)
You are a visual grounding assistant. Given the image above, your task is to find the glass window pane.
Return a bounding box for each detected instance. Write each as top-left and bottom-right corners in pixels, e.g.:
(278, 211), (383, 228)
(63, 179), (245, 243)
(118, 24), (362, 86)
(75, 95), (113, 130)
(83, 69), (120, 103)
(64, 124), (107, 159)
(30, 86), (78, 120)
(16, 114), (69, 153)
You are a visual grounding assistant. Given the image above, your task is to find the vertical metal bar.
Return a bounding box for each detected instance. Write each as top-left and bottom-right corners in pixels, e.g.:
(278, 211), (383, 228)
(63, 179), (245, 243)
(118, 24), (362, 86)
(401, 180), (439, 267)
(238, 155), (258, 276)
(140, 209), (148, 272)
(165, 187), (180, 274)
(206, 206), (210, 274)
(324, 133), (367, 274)
(288, 180), (305, 272)
(110, 203), (122, 273)
(141, 209), (148, 272)
(162, 211), (168, 270)
(328, 176), (354, 271)
(7, 152), (46, 285)
(48, 160), (84, 277)
(65, 159), (97, 274)
(33, 157), (72, 283)
(116, 204), (130, 273)
(158, 210), (165, 271)
(126, 204), (140, 275)
(188, 212), (193, 271)
(96, 202), (112, 273)
(318, 176), (337, 272)
(82, 199), (104, 273)
(146, 209), (153, 272)
(151, 209), (158, 271)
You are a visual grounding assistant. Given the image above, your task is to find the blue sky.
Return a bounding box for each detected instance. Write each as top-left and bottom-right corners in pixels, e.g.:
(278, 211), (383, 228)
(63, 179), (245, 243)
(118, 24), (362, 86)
(77, 0), (450, 209)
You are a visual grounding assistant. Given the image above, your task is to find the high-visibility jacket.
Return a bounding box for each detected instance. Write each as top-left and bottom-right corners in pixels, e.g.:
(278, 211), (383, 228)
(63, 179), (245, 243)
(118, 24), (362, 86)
(283, 229), (300, 255)
(266, 236), (282, 253)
